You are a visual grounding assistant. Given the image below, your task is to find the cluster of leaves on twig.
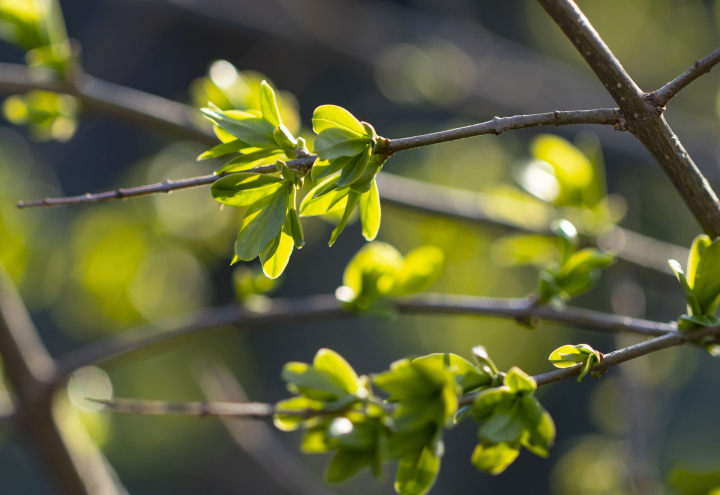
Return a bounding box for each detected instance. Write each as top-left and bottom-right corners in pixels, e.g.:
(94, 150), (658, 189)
(200, 76), (392, 278)
(0, 0), (77, 140)
(335, 242), (444, 318)
(537, 219), (615, 306)
(670, 234), (720, 355)
(274, 347), (554, 495)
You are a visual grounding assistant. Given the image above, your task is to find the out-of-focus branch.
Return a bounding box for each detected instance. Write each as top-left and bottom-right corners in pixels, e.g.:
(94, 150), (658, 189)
(376, 173), (688, 276)
(88, 398), (279, 417)
(195, 362), (336, 495)
(537, 0), (720, 238)
(650, 46), (720, 108)
(0, 62), (216, 145)
(0, 264), (125, 495)
(381, 108), (622, 153)
(54, 293), (678, 387)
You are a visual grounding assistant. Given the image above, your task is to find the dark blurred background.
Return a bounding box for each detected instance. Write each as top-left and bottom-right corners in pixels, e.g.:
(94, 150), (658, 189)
(2, 0), (720, 494)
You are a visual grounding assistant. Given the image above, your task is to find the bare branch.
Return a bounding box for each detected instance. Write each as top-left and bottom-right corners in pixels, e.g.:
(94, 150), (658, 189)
(0, 264), (124, 495)
(17, 156), (317, 209)
(394, 294), (676, 337)
(651, 46), (720, 108)
(54, 295), (345, 382)
(88, 398), (279, 418)
(17, 108), (620, 209)
(54, 293), (677, 385)
(380, 108), (622, 153)
(537, 0), (720, 238)
(0, 62), (216, 145)
(195, 361), (336, 495)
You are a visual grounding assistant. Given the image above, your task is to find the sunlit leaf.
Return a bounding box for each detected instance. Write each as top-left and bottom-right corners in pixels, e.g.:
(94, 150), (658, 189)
(312, 105), (368, 136)
(359, 180), (381, 241)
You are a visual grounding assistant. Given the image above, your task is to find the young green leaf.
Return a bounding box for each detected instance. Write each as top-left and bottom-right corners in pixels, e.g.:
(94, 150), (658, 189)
(311, 156), (352, 182)
(337, 146), (371, 187)
(548, 344), (602, 382)
(358, 180), (381, 241)
(198, 139), (255, 160)
(689, 238), (720, 315)
(201, 108), (277, 148)
(273, 124), (297, 151)
(214, 148), (285, 174)
(312, 105), (368, 136)
(314, 129), (372, 160)
(211, 173), (285, 206)
(326, 449), (375, 483)
(313, 348), (360, 395)
(234, 184), (291, 261)
(669, 259), (703, 317)
(259, 80), (282, 127)
(471, 440), (520, 475)
(391, 246), (444, 296)
(329, 190), (360, 246)
(300, 187), (350, 217)
(504, 367), (536, 394)
(395, 447), (441, 495)
(289, 206), (305, 248)
(260, 215), (294, 279)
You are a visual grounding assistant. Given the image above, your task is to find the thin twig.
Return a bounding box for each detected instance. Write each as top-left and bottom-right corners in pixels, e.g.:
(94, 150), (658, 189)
(17, 108), (619, 209)
(395, 294), (677, 336)
(537, 0), (720, 238)
(88, 398), (279, 418)
(650, 46), (720, 108)
(54, 293), (677, 385)
(17, 156), (317, 209)
(380, 108), (622, 153)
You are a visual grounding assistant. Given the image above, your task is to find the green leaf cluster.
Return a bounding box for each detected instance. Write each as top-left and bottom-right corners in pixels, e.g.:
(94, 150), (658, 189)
(190, 61), (301, 134)
(538, 220), (615, 305)
(669, 235), (720, 355)
(471, 367), (555, 475)
(203, 82), (310, 278)
(336, 242), (444, 316)
(2, 89), (77, 141)
(232, 266), (279, 303)
(515, 134), (625, 236)
(200, 80), (304, 175)
(548, 343), (603, 382)
(274, 349), (392, 485)
(275, 348), (501, 495)
(0, 0), (72, 74)
(670, 235), (720, 326)
(300, 105), (385, 245)
(0, 0), (76, 141)
(210, 163), (304, 279)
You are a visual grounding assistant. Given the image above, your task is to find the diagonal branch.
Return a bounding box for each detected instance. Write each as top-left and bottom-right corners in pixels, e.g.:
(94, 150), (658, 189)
(53, 293), (677, 386)
(16, 108), (620, 209)
(650, 46), (720, 108)
(537, 0), (720, 238)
